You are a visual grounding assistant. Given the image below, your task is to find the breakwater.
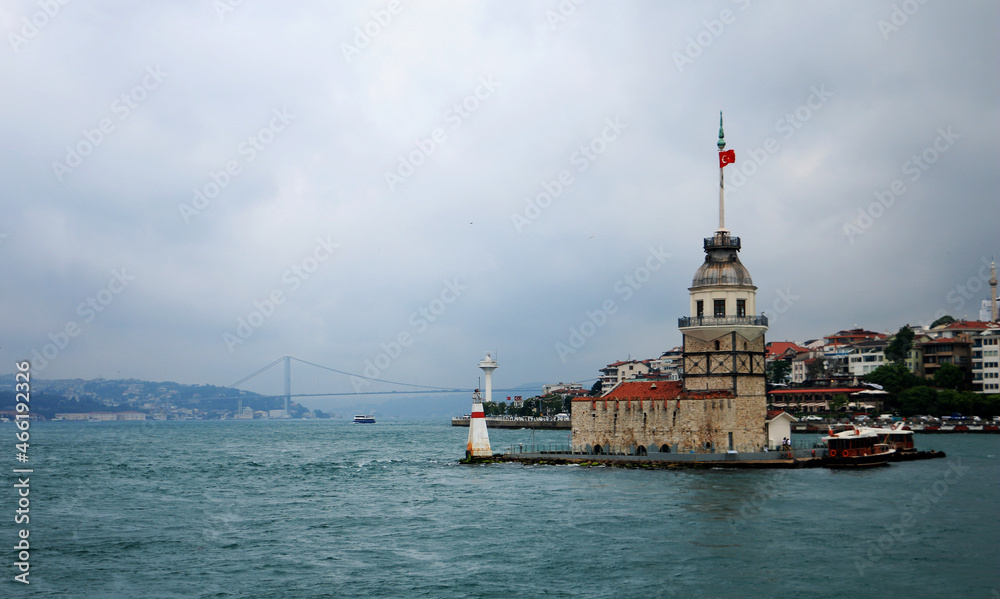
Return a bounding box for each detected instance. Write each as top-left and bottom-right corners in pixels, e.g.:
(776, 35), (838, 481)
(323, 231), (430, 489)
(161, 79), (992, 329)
(451, 416), (570, 429)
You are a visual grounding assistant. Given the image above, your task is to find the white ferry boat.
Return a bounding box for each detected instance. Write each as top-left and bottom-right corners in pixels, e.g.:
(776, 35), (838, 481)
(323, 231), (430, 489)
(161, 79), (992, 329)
(353, 415), (376, 424)
(821, 426), (895, 468)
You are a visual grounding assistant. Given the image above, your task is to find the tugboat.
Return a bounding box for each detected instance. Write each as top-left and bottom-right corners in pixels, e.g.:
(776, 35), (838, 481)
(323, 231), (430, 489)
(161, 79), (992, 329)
(821, 426), (895, 468)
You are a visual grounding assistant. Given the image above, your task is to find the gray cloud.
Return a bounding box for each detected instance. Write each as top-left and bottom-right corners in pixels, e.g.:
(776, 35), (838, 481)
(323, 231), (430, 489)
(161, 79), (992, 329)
(2, 1), (997, 408)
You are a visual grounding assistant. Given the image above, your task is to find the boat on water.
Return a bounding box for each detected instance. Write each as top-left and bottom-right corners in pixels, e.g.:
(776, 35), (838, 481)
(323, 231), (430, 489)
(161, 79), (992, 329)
(821, 426), (895, 468)
(353, 415), (376, 424)
(860, 421), (915, 453)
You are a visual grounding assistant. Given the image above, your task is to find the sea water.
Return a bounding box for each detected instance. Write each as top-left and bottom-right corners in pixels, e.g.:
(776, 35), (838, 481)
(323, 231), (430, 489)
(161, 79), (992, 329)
(4, 421), (998, 598)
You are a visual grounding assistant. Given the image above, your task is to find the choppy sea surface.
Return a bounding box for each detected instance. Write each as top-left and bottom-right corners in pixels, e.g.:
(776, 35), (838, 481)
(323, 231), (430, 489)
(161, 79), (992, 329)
(4, 420), (999, 598)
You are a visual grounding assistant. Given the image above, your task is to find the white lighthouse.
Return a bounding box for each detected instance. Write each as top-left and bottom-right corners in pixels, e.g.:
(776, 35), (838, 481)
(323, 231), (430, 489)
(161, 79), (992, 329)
(466, 388), (492, 458)
(478, 352), (498, 404)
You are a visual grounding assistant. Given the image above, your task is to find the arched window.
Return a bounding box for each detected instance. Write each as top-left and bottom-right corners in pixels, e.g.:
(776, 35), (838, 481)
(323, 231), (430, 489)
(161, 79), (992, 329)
(660, 444), (671, 453)
(593, 444), (603, 455)
(705, 441), (713, 450)
(714, 340), (721, 351)
(636, 445), (647, 456)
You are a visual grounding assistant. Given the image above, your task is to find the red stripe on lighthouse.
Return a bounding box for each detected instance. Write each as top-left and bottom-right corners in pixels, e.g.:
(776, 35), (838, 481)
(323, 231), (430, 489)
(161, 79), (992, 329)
(471, 411), (485, 419)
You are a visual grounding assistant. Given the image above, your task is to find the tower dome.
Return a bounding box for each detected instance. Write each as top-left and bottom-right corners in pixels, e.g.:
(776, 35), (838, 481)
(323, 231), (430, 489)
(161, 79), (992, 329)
(691, 232), (754, 288)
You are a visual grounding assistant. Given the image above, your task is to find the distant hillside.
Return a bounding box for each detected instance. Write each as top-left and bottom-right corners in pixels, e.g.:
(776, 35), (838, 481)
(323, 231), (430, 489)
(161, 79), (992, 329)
(0, 375), (310, 419)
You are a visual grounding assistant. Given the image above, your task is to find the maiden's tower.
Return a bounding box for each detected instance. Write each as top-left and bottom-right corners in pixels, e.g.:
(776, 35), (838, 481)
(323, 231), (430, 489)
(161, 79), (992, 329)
(571, 115), (768, 455)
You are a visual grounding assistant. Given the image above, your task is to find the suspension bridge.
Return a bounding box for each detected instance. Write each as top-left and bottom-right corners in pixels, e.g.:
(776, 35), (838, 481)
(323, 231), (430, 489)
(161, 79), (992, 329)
(224, 355), (534, 415)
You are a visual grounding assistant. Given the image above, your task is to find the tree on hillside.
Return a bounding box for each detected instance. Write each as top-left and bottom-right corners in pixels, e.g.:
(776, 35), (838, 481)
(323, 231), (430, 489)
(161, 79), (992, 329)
(806, 358), (828, 381)
(864, 363), (918, 394)
(898, 386), (939, 416)
(930, 315), (955, 328)
(933, 363), (963, 390)
(766, 360), (792, 385)
(884, 325), (915, 364)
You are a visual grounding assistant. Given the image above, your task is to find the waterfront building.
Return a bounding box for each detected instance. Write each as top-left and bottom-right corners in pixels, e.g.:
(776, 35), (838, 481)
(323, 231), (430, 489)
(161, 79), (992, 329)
(572, 115), (769, 454)
(918, 335), (973, 381)
(971, 328), (1000, 393)
(765, 410), (796, 450)
(767, 386), (868, 413)
(542, 382), (584, 396)
(598, 359), (652, 395)
(847, 339), (887, 376)
(650, 347), (684, 381)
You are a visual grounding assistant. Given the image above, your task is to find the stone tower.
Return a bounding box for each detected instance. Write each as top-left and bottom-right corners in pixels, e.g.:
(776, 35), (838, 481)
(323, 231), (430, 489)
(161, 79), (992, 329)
(677, 114), (768, 450)
(569, 115), (770, 455)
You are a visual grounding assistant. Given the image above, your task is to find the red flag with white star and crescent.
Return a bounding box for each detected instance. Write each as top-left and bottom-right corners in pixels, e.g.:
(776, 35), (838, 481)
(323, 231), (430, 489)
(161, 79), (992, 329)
(719, 149), (735, 168)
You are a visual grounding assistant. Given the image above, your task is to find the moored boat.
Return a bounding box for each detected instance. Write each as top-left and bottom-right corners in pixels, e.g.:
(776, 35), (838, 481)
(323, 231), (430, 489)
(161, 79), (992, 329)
(353, 415), (376, 424)
(821, 426), (895, 468)
(860, 421), (915, 453)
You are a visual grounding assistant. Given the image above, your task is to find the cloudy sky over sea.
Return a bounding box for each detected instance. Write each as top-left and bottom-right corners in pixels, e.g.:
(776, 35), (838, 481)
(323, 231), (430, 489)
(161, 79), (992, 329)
(2, 1), (997, 401)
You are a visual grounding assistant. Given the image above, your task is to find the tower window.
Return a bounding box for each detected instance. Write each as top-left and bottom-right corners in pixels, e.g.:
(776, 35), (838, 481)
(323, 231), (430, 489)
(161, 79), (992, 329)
(714, 299), (726, 317)
(696, 300), (704, 318)
(736, 299), (746, 317)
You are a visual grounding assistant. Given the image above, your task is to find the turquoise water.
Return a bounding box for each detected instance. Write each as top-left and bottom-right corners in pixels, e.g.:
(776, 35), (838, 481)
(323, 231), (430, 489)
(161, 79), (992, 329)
(4, 421), (998, 598)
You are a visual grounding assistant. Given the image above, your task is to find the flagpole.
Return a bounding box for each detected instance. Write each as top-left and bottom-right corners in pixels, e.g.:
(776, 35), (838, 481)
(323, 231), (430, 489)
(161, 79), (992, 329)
(717, 111), (726, 232)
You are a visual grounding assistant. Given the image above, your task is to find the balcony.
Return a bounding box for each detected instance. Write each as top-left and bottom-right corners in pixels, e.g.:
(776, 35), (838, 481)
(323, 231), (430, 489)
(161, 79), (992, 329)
(704, 235), (741, 250)
(678, 315), (768, 328)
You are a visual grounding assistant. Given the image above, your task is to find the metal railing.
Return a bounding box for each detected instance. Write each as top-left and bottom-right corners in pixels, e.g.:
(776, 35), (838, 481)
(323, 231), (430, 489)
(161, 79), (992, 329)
(704, 235), (740, 250)
(678, 315), (768, 328)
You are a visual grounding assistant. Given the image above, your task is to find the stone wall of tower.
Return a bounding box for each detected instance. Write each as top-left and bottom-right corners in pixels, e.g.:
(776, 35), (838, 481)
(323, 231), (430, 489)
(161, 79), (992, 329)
(571, 394), (766, 454)
(682, 331), (766, 393)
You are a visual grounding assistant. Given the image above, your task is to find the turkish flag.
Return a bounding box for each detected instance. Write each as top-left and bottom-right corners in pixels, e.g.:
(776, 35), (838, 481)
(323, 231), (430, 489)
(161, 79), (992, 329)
(719, 149), (736, 168)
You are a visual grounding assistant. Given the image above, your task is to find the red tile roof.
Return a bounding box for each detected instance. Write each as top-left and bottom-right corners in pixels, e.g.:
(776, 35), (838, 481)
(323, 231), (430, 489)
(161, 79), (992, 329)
(942, 320), (998, 330)
(574, 380), (733, 401)
(766, 342), (809, 358)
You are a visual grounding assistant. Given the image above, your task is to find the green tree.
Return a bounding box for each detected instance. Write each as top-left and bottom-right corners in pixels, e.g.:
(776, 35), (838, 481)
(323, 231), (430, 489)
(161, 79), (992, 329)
(806, 358), (828, 380)
(589, 380), (603, 396)
(864, 363), (918, 394)
(766, 360), (792, 384)
(930, 315), (955, 328)
(933, 363), (963, 390)
(898, 386), (938, 416)
(884, 325), (915, 364)
(829, 393), (849, 414)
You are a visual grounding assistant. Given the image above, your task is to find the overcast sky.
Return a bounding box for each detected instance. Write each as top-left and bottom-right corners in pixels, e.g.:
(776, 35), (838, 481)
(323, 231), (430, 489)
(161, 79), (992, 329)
(2, 1), (997, 407)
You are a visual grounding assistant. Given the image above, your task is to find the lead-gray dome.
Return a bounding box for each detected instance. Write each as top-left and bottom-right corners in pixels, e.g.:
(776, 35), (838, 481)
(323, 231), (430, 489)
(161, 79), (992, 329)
(691, 250), (754, 287)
